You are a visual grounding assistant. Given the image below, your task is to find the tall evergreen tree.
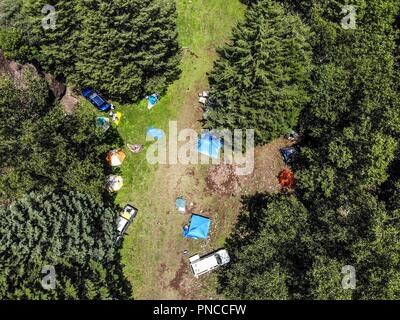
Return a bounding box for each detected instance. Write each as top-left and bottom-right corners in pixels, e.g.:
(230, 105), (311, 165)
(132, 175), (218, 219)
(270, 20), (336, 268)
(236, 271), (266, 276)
(0, 73), (122, 201)
(218, 195), (312, 299)
(0, 191), (132, 299)
(219, 0), (400, 300)
(205, 0), (312, 145)
(72, 0), (181, 102)
(2, 0), (181, 102)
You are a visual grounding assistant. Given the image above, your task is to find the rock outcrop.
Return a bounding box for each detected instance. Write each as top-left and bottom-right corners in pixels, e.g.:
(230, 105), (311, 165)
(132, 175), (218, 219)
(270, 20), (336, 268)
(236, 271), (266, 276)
(0, 50), (78, 112)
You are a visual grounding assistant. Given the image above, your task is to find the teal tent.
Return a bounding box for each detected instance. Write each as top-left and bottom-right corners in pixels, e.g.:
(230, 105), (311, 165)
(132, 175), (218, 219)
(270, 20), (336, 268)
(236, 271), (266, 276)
(96, 117), (110, 131)
(147, 94), (159, 110)
(176, 197), (186, 214)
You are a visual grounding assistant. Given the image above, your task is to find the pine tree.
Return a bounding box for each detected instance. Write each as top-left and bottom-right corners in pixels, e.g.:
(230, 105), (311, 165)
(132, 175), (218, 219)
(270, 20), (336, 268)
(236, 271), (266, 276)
(205, 0), (312, 145)
(72, 0), (181, 102)
(218, 195), (312, 299)
(5, 0), (181, 102)
(0, 191), (132, 299)
(0, 72), (122, 201)
(0, 191), (117, 265)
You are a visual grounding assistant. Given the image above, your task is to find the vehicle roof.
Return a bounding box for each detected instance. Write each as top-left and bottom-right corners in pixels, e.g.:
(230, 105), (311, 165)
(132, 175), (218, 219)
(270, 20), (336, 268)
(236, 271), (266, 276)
(89, 92), (106, 107)
(122, 206), (137, 220)
(191, 254), (219, 274)
(117, 217), (129, 234)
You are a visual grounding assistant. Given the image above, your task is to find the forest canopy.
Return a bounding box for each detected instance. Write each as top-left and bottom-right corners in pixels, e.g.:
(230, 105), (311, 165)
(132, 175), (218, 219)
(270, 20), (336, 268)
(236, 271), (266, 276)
(0, 0), (181, 102)
(217, 0), (400, 300)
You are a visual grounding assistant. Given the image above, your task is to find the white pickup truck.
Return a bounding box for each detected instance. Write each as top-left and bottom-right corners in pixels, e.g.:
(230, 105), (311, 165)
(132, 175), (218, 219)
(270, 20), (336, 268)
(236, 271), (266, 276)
(116, 205), (138, 242)
(189, 249), (230, 278)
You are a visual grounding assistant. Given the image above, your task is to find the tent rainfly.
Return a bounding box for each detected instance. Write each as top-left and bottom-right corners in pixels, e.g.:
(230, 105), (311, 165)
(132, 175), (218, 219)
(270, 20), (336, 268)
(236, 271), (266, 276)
(147, 94), (159, 110)
(106, 149), (126, 167)
(106, 175), (124, 192)
(280, 147), (297, 164)
(147, 128), (165, 140)
(183, 214), (211, 239)
(197, 132), (222, 159)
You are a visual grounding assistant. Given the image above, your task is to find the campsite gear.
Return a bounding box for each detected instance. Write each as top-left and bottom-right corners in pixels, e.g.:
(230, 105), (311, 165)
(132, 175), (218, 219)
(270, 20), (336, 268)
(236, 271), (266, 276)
(279, 169), (295, 189)
(147, 128), (165, 140)
(197, 132), (222, 159)
(82, 88), (112, 112)
(106, 149), (126, 167)
(106, 175), (124, 192)
(199, 96), (207, 105)
(112, 111), (122, 125)
(286, 130), (299, 141)
(147, 94), (159, 110)
(280, 147), (297, 164)
(96, 117), (110, 132)
(183, 214), (211, 239)
(176, 197), (187, 214)
(199, 91), (210, 105)
(198, 91), (209, 98)
(127, 144), (144, 154)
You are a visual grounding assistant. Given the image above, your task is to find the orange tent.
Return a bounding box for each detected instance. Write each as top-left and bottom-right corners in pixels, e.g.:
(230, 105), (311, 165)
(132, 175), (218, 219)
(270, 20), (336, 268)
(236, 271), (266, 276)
(106, 149), (126, 167)
(279, 169), (295, 189)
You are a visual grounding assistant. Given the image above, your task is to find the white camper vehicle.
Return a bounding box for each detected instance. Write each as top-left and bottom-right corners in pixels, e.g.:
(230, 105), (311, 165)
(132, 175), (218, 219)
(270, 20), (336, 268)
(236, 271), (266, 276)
(189, 249), (230, 278)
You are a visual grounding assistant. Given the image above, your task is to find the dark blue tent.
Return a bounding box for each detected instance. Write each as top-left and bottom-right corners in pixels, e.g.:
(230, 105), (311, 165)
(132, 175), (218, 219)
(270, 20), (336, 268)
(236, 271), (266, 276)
(82, 88), (112, 111)
(280, 147), (297, 164)
(197, 132), (222, 159)
(183, 214), (211, 239)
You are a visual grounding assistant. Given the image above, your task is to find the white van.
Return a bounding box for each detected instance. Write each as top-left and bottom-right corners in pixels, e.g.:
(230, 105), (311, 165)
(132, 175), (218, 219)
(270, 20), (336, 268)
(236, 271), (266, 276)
(189, 249), (230, 278)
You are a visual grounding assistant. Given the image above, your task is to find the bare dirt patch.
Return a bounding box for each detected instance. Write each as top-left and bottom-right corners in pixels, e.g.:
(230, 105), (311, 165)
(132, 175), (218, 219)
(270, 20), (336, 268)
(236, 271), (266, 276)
(239, 138), (294, 195)
(204, 138), (294, 198)
(169, 258), (201, 299)
(205, 164), (240, 196)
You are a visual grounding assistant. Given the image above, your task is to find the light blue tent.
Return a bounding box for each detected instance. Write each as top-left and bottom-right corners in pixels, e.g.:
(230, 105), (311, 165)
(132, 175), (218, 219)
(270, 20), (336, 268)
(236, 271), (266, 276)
(147, 94), (159, 109)
(197, 132), (222, 159)
(147, 128), (165, 140)
(183, 214), (211, 239)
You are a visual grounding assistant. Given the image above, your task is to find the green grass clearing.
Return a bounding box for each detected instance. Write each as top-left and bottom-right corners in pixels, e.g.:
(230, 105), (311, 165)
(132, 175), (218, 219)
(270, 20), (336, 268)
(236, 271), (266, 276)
(114, 0), (245, 299)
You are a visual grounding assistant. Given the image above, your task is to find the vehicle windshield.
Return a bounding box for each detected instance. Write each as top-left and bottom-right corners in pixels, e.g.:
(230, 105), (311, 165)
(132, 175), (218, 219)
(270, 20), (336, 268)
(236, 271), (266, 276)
(215, 254), (223, 265)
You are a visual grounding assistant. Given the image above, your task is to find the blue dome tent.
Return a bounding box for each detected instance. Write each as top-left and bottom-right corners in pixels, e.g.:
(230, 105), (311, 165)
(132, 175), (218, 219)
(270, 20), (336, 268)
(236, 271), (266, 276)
(147, 128), (165, 140)
(183, 214), (211, 239)
(280, 147), (297, 164)
(147, 94), (159, 110)
(197, 132), (222, 159)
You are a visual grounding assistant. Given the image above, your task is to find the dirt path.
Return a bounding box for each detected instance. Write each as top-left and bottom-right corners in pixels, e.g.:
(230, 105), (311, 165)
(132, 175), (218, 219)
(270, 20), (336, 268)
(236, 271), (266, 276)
(135, 68), (209, 299)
